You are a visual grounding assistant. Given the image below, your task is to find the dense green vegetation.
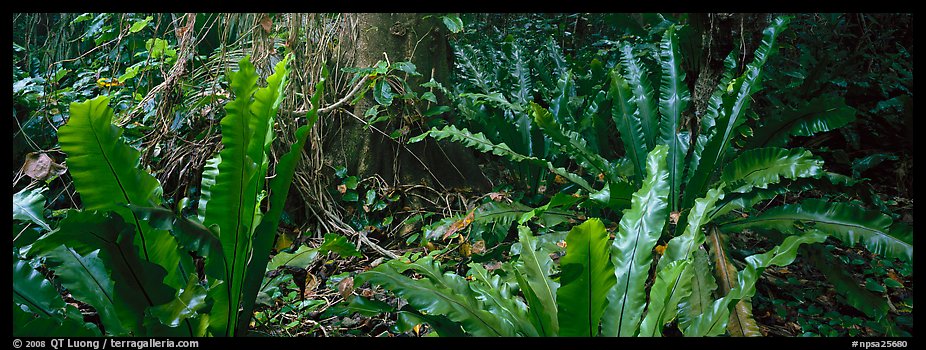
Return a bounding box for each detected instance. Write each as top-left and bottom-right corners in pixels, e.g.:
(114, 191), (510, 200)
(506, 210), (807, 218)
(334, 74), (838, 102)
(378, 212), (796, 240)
(13, 13), (912, 338)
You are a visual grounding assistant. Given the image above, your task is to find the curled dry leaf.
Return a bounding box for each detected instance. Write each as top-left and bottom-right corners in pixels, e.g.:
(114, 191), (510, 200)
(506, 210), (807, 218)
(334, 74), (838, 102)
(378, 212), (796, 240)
(23, 152), (67, 181)
(337, 276), (354, 299)
(471, 240), (486, 255)
(669, 211), (680, 225)
(260, 14), (273, 33)
(337, 184), (347, 194)
(487, 192), (507, 202)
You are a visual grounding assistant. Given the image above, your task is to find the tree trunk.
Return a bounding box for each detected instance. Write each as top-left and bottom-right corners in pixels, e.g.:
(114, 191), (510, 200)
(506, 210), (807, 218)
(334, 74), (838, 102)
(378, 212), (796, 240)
(325, 13), (489, 191)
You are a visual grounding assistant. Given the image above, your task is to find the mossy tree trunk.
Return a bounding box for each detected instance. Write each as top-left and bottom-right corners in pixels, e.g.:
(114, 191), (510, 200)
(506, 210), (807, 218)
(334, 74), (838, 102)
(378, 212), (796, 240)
(325, 13), (489, 191)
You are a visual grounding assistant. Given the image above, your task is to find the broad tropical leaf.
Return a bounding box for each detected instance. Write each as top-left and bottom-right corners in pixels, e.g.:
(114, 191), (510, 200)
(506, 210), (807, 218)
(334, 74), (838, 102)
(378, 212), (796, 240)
(656, 25), (691, 212)
(720, 199), (912, 261)
(556, 218), (617, 337)
(685, 230), (826, 336)
(602, 145), (670, 337)
(356, 256), (512, 336)
(512, 225), (559, 336)
(13, 253), (66, 319)
(609, 69), (646, 184)
(59, 95), (186, 288)
(638, 259), (692, 336)
(468, 263), (539, 336)
(678, 248), (718, 333)
(414, 124), (593, 191)
(683, 16), (790, 208)
(720, 147), (823, 194)
(13, 186), (51, 231)
(620, 42), (659, 151)
(747, 95), (856, 149)
(707, 230), (761, 337)
(532, 103), (620, 185)
(29, 210), (179, 335)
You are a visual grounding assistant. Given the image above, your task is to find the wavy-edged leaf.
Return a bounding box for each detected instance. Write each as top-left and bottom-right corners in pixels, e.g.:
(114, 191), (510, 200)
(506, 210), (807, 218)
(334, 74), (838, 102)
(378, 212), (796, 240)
(683, 16), (790, 208)
(532, 103), (619, 185)
(13, 253), (66, 319)
(40, 246), (129, 335)
(720, 199), (912, 261)
(59, 95), (186, 288)
(602, 145), (670, 337)
(29, 210), (178, 335)
(804, 245), (890, 322)
(467, 262), (538, 336)
(13, 186), (51, 231)
(356, 256), (511, 336)
(687, 230), (826, 336)
(556, 218), (616, 337)
(747, 95), (856, 149)
(683, 50), (738, 191)
(149, 274), (211, 331)
(706, 230), (761, 337)
(503, 40), (533, 105)
(587, 180), (635, 212)
(721, 147), (824, 194)
(620, 42), (659, 151)
(414, 125), (593, 191)
(609, 69), (646, 184)
(512, 225), (559, 336)
(657, 25), (691, 212)
(130, 205), (225, 280)
(197, 155), (220, 223)
(268, 245), (319, 270)
(660, 187), (724, 269)
(678, 248), (718, 333)
(13, 303), (101, 337)
(639, 259), (692, 336)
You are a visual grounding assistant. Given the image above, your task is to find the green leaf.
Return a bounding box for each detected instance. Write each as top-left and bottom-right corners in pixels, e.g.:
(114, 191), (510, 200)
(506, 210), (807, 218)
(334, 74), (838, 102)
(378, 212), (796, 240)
(423, 105), (451, 117)
(851, 153), (898, 178)
(657, 25), (692, 212)
(441, 14), (464, 33)
(29, 210), (179, 335)
(721, 199), (912, 261)
(587, 180), (635, 212)
(620, 42), (659, 151)
(319, 233), (362, 258)
(556, 219), (617, 337)
(639, 259), (692, 336)
(200, 55), (292, 336)
(373, 78), (394, 106)
(149, 274), (211, 330)
(532, 103), (619, 185)
(129, 205), (226, 281)
(392, 61), (420, 76)
(602, 145), (670, 337)
(805, 246), (890, 323)
(14, 304), (100, 337)
(40, 246), (129, 335)
(467, 263), (539, 336)
(609, 69), (647, 184)
(129, 16), (152, 33)
(865, 278), (886, 293)
(747, 95), (856, 149)
(13, 186), (51, 231)
(268, 245), (319, 270)
(356, 256), (511, 336)
(721, 147), (823, 194)
(686, 230), (825, 336)
(422, 125), (593, 191)
(683, 16), (790, 208)
(345, 176), (359, 190)
(343, 295), (396, 317)
(678, 248), (718, 333)
(13, 253), (66, 319)
(660, 187), (724, 269)
(512, 225), (559, 336)
(59, 96), (185, 289)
